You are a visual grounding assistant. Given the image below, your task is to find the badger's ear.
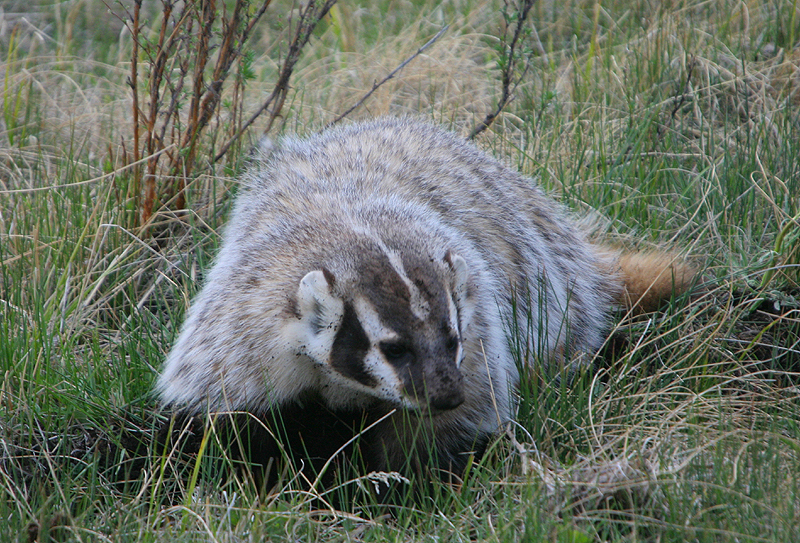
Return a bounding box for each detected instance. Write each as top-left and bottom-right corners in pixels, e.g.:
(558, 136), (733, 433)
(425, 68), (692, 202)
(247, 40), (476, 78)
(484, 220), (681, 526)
(297, 268), (342, 331)
(445, 250), (469, 292)
(296, 268), (344, 365)
(444, 251), (476, 332)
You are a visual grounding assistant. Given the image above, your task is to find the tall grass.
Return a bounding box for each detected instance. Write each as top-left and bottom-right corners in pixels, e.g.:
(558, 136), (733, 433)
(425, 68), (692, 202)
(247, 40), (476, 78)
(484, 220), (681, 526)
(1, 0), (799, 541)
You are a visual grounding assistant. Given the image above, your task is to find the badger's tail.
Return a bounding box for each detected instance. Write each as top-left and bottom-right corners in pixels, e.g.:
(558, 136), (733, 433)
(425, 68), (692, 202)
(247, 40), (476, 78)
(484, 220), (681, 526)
(603, 249), (699, 314)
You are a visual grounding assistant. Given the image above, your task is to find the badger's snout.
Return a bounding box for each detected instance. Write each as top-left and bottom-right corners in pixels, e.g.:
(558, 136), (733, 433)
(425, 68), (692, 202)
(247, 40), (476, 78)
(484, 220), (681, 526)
(428, 383), (465, 411)
(401, 358), (465, 412)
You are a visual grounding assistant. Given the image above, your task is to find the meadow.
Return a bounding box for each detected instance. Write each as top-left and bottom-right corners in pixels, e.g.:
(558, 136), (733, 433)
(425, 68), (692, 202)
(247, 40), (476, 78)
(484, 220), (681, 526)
(1, 0), (799, 541)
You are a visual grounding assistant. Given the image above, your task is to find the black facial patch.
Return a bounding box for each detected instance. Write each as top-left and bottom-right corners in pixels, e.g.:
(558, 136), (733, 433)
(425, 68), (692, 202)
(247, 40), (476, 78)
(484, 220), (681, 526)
(363, 262), (412, 318)
(330, 302), (377, 388)
(354, 249), (422, 340)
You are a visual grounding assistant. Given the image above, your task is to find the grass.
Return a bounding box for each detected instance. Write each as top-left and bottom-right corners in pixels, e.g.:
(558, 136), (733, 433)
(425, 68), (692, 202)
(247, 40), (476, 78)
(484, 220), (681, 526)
(1, 0), (799, 541)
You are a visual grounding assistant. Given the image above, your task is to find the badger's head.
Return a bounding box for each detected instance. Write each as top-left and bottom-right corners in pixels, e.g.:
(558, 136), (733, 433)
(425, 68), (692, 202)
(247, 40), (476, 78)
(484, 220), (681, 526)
(295, 250), (475, 413)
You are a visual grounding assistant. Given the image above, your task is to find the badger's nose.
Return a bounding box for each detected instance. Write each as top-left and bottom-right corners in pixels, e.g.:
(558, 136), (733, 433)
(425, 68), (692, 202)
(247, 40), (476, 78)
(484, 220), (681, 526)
(424, 361), (465, 411)
(429, 386), (465, 411)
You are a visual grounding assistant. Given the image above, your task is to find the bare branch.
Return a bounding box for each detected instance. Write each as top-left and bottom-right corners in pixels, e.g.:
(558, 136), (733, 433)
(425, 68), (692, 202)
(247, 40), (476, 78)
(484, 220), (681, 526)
(214, 0), (338, 163)
(130, 0), (142, 223)
(326, 25), (450, 128)
(469, 0), (537, 139)
(119, 0), (333, 227)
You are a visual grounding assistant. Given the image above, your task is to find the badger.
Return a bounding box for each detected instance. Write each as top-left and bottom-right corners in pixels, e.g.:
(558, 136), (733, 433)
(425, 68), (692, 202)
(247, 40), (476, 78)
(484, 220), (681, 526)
(158, 117), (693, 493)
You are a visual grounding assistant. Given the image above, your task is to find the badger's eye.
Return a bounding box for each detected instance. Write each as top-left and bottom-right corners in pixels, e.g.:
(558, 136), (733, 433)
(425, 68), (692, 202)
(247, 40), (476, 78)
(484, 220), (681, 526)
(445, 336), (459, 353)
(380, 342), (411, 362)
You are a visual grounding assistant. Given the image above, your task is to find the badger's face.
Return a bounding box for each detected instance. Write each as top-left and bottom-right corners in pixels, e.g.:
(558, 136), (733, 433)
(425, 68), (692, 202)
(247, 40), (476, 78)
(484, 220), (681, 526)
(296, 250), (475, 412)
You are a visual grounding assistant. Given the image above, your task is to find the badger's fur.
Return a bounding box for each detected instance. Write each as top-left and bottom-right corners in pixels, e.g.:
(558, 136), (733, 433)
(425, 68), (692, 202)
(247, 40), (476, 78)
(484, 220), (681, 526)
(158, 117), (693, 491)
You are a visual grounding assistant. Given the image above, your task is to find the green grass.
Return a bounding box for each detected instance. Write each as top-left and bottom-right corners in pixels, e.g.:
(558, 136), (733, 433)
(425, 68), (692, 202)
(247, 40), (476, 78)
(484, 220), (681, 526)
(2, 0), (799, 541)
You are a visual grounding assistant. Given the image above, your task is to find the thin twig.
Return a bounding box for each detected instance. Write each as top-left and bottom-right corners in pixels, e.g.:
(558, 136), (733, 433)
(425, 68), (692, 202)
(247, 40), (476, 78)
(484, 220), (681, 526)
(213, 0), (337, 163)
(130, 0), (142, 222)
(469, 0), (536, 139)
(670, 54), (696, 121)
(141, 1), (177, 225)
(118, 0), (332, 226)
(326, 25), (450, 128)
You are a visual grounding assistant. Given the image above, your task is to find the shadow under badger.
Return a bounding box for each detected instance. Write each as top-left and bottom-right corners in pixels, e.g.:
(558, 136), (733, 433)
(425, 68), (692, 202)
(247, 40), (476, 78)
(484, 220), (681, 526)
(157, 118), (694, 497)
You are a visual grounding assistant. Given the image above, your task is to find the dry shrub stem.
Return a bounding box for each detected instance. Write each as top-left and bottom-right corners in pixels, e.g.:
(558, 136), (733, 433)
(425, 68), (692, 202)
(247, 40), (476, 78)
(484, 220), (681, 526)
(213, 0), (338, 163)
(325, 25), (450, 128)
(122, 0), (332, 228)
(469, 0), (536, 139)
(130, 1), (141, 217)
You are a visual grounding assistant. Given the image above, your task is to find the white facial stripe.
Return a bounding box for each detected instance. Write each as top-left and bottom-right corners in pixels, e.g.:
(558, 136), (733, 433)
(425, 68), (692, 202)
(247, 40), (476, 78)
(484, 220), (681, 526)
(352, 297), (411, 404)
(353, 296), (395, 343)
(445, 284), (464, 367)
(361, 350), (417, 408)
(378, 244), (430, 322)
(448, 253), (475, 340)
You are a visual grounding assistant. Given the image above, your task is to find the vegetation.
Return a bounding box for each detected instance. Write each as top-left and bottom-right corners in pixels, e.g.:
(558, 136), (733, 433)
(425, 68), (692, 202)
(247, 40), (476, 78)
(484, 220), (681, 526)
(1, 0), (799, 541)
